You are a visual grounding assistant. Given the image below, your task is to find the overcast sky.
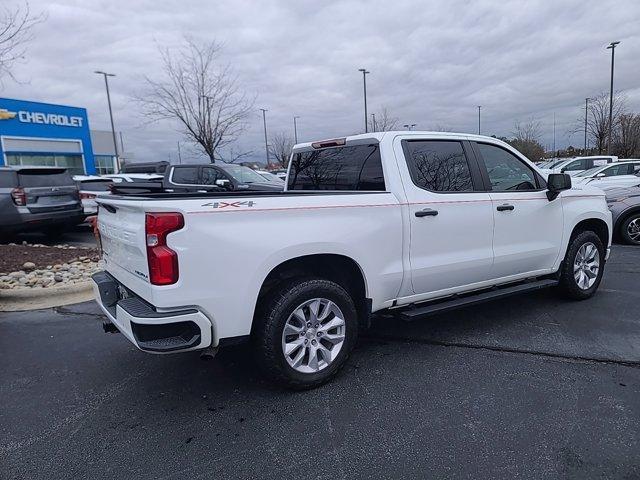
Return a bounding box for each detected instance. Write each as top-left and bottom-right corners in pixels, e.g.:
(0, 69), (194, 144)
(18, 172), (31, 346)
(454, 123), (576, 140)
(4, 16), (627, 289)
(2, 0), (640, 164)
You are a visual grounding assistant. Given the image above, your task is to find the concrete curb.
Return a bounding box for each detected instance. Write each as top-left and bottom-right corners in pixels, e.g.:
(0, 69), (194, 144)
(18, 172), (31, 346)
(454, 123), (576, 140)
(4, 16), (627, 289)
(0, 281), (94, 312)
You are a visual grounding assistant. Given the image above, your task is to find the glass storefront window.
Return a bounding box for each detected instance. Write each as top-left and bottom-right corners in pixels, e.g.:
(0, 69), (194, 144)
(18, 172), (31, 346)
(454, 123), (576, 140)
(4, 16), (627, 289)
(94, 155), (116, 175)
(5, 153), (85, 175)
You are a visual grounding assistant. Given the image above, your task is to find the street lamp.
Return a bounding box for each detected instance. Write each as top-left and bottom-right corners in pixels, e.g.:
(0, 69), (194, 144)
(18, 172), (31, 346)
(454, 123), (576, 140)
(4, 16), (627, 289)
(477, 106), (482, 134)
(403, 123), (416, 131)
(293, 115), (300, 144)
(358, 68), (370, 133)
(606, 41), (620, 155)
(94, 71), (119, 172)
(260, 108), (269, 166)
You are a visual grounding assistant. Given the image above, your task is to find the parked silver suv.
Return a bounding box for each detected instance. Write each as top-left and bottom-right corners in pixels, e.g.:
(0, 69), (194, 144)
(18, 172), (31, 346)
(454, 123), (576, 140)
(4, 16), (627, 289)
(0, 166), (84, 234)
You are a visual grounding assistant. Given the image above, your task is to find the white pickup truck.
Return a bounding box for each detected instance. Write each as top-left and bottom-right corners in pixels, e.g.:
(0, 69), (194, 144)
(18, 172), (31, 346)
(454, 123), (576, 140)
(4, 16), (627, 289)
(93, 132), (612, 389)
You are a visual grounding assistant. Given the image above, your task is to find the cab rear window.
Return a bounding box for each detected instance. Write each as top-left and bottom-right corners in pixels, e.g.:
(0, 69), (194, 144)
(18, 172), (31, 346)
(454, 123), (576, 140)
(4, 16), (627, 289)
(17, 169), (74, 187)
(287, 144), (385, 191)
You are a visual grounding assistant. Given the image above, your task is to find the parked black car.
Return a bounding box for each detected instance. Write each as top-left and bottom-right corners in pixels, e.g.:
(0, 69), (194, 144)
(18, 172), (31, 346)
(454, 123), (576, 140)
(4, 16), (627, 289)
(166, 164), (284, 192)
(0, 166), (84, 234)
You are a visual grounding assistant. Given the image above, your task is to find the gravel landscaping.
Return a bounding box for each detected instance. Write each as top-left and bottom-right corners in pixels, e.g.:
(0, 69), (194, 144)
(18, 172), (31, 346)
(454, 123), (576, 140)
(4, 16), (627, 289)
(0, 242), (103, 290)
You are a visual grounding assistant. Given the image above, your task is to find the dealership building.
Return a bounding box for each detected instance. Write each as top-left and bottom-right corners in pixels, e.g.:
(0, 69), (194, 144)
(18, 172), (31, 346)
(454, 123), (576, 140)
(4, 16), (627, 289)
(0, 97), (120, 175)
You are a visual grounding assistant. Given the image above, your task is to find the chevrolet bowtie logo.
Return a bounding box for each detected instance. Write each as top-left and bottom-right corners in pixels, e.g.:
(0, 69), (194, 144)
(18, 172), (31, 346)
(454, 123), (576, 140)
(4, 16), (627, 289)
(0, 109), (17, 120)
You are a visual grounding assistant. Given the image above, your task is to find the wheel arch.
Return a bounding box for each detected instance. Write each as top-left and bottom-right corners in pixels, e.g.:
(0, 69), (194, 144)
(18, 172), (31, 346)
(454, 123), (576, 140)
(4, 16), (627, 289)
(569, 218), (610, 248)
(253, 253), (371, 329)
(614, 206), (640, 239)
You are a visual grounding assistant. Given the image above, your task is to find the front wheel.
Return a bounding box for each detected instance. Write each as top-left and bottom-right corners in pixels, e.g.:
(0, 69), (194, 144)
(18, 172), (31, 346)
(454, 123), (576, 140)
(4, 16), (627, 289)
(253, 278), (359, 390)
(558, 230), (605, 300)
(620, 213), (640, 245)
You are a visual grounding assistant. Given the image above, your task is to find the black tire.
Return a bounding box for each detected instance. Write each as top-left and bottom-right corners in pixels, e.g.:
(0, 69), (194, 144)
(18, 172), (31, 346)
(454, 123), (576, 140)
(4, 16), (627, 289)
(253, 278), (359, 390)
(620, 213), (640, 245)
(558, 230), (605, 300)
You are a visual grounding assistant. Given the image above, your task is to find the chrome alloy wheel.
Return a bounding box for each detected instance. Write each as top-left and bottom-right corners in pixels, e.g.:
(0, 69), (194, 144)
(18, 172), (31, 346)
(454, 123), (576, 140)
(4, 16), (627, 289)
(627, 217), (640, 242)
(573, 242), (600, 290)
(281, 298), (346, 373)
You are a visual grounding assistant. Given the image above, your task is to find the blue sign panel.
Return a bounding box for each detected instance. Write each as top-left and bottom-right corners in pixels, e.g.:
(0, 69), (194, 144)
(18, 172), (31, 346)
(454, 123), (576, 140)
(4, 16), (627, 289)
(0, 97), (95, 174)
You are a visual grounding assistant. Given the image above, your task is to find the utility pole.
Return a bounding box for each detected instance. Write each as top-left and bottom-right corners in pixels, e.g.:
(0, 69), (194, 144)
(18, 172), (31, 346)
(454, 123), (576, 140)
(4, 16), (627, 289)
(552, 112), (556, 157)
(477, 106), (481, 135)
(293, 116), (300, 144)
(94, 71), (120, 171)
(606, 41), (620, 155)
(177, 141), (182, 164)
(584, 98), (591, 155)
(358, 68), (370, 133)
(260, 108), (269, 167)
(371, 113), (377, 132)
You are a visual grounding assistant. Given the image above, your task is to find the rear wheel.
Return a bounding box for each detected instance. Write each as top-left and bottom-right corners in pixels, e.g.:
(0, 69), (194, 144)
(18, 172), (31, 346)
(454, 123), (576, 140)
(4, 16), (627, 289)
(558, 231), (605, 300)
(253, 278), (358, 390)
(620, 213), (640, 245)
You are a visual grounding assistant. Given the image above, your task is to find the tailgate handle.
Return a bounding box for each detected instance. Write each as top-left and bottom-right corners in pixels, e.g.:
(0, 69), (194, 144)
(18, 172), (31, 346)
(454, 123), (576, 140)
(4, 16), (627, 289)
(102, 204), (117, 213)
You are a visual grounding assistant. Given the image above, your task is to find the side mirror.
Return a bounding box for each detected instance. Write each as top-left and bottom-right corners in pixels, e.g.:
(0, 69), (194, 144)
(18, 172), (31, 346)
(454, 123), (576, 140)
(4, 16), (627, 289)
(560, 167), (567, 173)
(595, 172), (606, 178)
(215, 179), (230, 187)
(547, 173), (572, 201)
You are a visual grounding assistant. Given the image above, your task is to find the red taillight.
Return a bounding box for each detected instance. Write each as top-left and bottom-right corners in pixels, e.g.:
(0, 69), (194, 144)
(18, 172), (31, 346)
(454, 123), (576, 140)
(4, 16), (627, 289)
(145, 212), (184, 285)
(11, 187), (26, 206)
(80, 192), (97, 200)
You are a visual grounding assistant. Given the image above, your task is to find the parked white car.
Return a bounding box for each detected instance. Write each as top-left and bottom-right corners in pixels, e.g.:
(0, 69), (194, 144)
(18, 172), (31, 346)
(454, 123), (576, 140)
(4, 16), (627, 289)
(73, 175), (113, 216)
(572, 161), (640, 189)
(93, 132), (612, 389)
(538, 156), (618, 177)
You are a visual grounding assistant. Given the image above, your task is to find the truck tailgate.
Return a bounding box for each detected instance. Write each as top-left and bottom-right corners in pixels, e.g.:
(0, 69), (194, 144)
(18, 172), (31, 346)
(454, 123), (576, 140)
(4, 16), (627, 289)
(98, 201), (150, 283)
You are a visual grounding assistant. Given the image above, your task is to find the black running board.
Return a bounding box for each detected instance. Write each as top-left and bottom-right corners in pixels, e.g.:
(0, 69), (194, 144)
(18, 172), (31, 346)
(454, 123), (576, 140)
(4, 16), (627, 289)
(399, 279), (558, 320)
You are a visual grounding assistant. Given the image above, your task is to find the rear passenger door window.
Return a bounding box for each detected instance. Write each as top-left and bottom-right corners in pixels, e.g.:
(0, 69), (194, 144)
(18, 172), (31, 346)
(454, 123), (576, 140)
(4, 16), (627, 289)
(171, 167), (200, 185)
(476, 143), (538, 191)
(402, 140), (475, 192)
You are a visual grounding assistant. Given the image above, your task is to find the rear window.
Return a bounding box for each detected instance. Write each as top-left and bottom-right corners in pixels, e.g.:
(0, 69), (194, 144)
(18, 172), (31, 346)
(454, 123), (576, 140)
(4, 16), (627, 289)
(17, 169), (74, 187)
(287, 144), (385, 191)
(78, 180), (112, 191)
(171, 167), (200, 185)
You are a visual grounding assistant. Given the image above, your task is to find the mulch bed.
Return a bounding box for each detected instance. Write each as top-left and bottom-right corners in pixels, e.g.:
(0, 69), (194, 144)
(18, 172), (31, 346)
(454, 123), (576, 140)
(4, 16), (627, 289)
(0, 245), (100, 275)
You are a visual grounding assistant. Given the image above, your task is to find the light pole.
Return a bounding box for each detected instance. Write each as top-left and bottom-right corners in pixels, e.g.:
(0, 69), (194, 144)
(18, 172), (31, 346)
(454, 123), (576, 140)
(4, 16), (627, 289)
(94, 71), (119, 172)
(371, 113), (377, 132)
(584, 97), (592, 155)
(358, 68), (370, 133)
(477, 106), (481, 134)
(606, 41), (620, 155)
(403, 123), (416, 131)
(293, 115), (300, 144)
(260, 108), (269, 166)
(552, 112), (556, 158)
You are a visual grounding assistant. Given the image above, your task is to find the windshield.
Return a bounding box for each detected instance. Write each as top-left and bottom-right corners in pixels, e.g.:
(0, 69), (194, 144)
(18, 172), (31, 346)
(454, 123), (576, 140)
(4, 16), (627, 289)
(575, 166), (602, 177)
(220, 165), (267, 184)
(258, 171), (284, 183)
(546, 159), (568, 169)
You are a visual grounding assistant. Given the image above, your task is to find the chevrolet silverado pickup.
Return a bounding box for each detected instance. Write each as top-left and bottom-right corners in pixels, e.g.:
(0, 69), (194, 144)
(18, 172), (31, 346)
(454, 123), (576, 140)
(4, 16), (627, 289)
(93, 132), (612, 389)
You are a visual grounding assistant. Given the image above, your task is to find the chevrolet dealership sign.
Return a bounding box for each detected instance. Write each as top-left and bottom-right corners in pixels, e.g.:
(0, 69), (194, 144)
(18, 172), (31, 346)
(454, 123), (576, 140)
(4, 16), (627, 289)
(0, 107), (83, 127)
(18, 110), (84, 127)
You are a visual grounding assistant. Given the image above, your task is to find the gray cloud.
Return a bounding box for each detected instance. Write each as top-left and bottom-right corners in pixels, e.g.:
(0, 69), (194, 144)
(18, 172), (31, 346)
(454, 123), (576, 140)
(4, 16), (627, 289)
(3, 0), (639, 163)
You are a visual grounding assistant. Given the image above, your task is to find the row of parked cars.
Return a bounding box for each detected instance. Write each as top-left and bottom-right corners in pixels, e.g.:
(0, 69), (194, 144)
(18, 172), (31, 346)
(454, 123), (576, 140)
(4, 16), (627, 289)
(0, 163), (286, 236)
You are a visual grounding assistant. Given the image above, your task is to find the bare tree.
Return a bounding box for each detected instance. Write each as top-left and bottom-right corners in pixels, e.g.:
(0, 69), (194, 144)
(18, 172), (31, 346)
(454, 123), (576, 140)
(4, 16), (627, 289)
(0, 2), (46, 83)
(269, 132), (294, 168)
(575, 91), (626, 154)
(137, 38), (254, 163)
(510, 118), (544, 161)
(614, 113), (640, 158)
(368, 106), (398, 132)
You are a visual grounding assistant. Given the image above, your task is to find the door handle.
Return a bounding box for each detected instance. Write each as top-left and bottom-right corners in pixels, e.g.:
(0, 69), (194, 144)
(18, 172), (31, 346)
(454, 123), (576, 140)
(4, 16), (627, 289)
(496, 204), (515, 212)
(415, 208), (438, 217)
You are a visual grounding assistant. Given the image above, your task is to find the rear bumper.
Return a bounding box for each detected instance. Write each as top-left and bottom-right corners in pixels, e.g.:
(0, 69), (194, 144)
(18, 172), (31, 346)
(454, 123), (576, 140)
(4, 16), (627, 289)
(92, 271), (213, 353)
(3, 208), (84, 231)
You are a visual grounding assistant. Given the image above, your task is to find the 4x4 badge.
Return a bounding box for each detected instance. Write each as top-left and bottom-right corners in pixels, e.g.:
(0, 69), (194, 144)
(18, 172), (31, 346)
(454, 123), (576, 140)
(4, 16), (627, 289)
(201, 201), (255, 208)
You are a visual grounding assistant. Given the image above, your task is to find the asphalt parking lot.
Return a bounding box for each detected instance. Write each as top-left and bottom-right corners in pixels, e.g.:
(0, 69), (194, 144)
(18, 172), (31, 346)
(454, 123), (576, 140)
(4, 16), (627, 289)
(1, 245), (639, 479)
